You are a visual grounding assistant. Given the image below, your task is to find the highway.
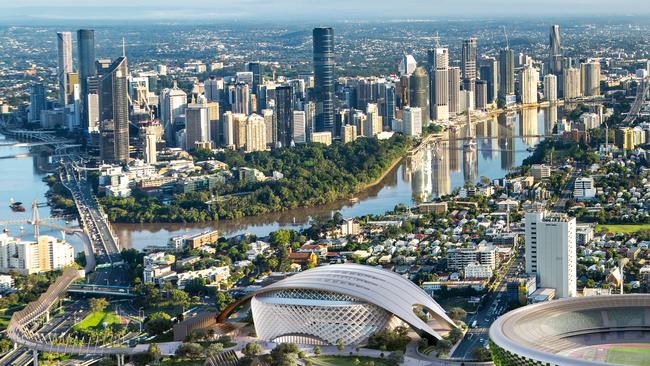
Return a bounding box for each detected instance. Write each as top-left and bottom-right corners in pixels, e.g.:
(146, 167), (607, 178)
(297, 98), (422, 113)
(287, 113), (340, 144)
(451, 244), (525, 360)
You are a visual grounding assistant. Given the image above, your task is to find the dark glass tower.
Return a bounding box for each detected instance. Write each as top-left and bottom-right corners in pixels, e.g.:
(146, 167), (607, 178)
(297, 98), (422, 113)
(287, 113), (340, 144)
(313, 27), (335, 133)
(274, 85), (293, 148)
(99, 57), (130, 163)
(77, 29), (96, 131)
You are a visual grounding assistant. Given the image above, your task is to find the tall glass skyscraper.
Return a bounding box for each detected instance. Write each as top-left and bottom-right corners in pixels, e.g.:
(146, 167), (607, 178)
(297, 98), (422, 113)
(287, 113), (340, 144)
(274, 85), (293, 148)
(77, 29), (96, 131)
(499, 48), (515, 98)
(313, 27), (335, 133)
(99, 57), (130, 163)
(549, 25), (562, 75)
(56, 32), (73, 106)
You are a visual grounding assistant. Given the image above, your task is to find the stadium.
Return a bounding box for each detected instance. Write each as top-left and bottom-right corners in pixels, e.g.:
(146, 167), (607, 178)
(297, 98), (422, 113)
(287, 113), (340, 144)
(226, 264), (457, 346)
(489, 294), (650, 366)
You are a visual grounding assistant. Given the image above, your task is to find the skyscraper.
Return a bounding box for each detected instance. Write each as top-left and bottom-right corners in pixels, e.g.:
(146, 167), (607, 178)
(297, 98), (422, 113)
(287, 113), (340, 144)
(479, 58), (498, 103)
(274, 85), (293, 148)
(246, 62), (264, 91)
(428, 44), (449, 121)
(292, 110), (307, 144)
(245, 114), (267, 152)
(56, 32), (73, 106)
(499, 48), (515, 98)
(144, 132), (157, 164)
(77, 29), (96, 131)
(409, 66), (429, 124)
(185, 98), (211, 150)
(29, 83), (46, 123)
(580, 61), (601, 97)
(563, 67), (582, 99)
(160, 82), (188, 145)
(448, 67), (461, 115)
(403, 107), (422, 137)
(519, 65), (539, 105)
(475, 80), (488, 110)
(313, 27), (335, 133)
(461, 37), (478, 80)
(549, 25), (562, 75)
(543, 74), (558, 102)
(525, 207), (577, 298)
(98, 57), (130, 163)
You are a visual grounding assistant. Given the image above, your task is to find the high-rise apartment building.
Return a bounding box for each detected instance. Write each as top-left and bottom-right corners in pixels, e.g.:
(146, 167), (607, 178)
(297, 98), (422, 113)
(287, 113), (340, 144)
(292, 110), (307, 144)
(342, 124), (357, 143)
(428, 46), (449, 121)
(144, 132), (157, 164)
(409, 67), (429, 124)
(56, 32), (73, 106)
(549, 25), (562, 75)
(0, 234), (74, 275)
(274, 85), (293, 148)
(580, 61), (601, 97)
(563, 67), (582, 99)
(461, 38), (478, 80)
(543, 74), (558, 102)
(29, 82), (46, 123)
(365, 103), (383, 137)
(77, 29), (96, 131)
(519, 65), (539, 105)
(313, 27), (335, 133)
(261, 109), (275, 146)
(185, 98), (211, 150)
(475, 80), (488, 110)
(245, 114), (267, 152)
(525, 207), (576, 298)
(479, 58), (498, 103)
(403, 106), (422, 137)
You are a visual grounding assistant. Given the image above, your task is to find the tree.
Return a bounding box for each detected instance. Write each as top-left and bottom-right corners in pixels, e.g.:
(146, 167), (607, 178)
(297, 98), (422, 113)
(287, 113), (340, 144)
(270, 229), (292, 247)
(144, 311), (173, 334)
(472, 347), (492, 361)
(336, 338), (345, 351)
(436, 339), (452, 356)
(206, 343), (225, 357)
(147, 343), (161, 362)
(176, 342), (204, 359)
(243, 342), (263, 357)
(387, 351), (404, 366)
(448, 327), (464, 344)
(89, 298), (108, 313)
(313, 345), (321, 355)
(448, 307), (467, 321)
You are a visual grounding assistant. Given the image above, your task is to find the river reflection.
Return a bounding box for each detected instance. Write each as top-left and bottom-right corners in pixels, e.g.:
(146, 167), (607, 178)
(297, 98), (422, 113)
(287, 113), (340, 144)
(0, 106), (565, 251)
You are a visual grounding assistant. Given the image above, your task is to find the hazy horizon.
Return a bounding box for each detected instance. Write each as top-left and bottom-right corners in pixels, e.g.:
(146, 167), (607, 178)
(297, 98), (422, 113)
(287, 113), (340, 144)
(2, 0), (650, 24)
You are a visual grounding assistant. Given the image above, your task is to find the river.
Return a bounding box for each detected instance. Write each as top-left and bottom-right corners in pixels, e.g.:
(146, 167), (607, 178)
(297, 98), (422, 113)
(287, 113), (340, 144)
(0, 106), (561, 252)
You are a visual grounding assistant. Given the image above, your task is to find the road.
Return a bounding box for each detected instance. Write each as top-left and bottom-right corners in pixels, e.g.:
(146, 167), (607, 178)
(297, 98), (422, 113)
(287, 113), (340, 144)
(451, 245), (525, 359)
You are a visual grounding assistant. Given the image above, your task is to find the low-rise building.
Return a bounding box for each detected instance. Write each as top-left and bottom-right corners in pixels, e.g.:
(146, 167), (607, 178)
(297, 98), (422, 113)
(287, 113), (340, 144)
(176, 266), (230, 290)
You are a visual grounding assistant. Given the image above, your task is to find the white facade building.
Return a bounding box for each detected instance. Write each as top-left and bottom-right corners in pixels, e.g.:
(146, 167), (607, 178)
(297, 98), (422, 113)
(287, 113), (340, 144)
(403, 107), (422, 137)
(574, 177), (596, 200)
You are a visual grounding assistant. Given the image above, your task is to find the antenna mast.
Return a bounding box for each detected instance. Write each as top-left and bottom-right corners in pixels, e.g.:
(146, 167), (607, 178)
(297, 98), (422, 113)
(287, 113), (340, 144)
(503, 26), (510, 50)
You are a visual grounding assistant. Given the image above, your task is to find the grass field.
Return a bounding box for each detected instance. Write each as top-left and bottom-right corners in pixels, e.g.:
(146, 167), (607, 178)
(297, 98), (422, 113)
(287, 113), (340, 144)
(606, 347), (650, 366)
(75, 311), (121, 329)
(308, 356), (391, 366)
(595, 224), (650, 234)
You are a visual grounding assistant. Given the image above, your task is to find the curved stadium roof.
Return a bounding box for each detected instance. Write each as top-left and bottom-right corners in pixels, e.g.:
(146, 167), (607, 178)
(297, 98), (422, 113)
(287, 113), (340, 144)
(250, 263), (457, 339)
(489, 294), (650, 365)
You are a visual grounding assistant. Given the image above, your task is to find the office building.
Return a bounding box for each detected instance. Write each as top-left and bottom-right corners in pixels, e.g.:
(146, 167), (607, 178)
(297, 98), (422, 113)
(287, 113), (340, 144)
(98, 56), (130, 163)
(311, 131), (332, 146)
(428, 46), (449, 121)
(29, 83), (46, 123)
(403, 106), (422, 137)
(342, 124), (357, 143)
(56, 32), (73, 106)
(245, 114), (267, 152)
(313, 27), (335, 133)
(292, 110), (307, 144)
(479, 58), (499, 103)
(525, 207), (576, 298)
(233, 83), (251, 115)
(185, 98), (211, 150)
(382, 83), (396, 126)
(160, 82), (188, 145)
(409, 67), (429, 124)
(204, 77), (223, 103)
(77, 29), (96, 130)
(519, 65), (539, 105)
(499, 48), (515, 98)
(246, 62), (264, 91)
(274, 85), (293, 147)
(233, 113), (248, 149)
(574, 177), (596, 200)
(448, 67), (461, 115)
(399, 54), (417, 76)
(531, 164), (551, 181)
(261, 109), (275, 146)
(461, 38), (478, 80)
(543, 74), (558, 102)
(580, 61), (601, 97)
(222, 111), (235, 147)
(563, 67), (582, 99)
(475, 80), (488, 110)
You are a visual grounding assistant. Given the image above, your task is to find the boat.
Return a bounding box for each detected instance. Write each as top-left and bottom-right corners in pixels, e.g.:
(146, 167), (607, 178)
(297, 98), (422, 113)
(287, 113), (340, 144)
(9, 201), (25, 212)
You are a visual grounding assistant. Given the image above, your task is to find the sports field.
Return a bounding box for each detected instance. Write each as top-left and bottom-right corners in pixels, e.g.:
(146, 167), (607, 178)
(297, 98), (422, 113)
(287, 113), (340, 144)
(566, 344), (650, 365)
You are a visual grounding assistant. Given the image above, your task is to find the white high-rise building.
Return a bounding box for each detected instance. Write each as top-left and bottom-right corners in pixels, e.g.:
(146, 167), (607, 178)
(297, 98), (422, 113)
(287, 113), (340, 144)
(574, 177), (596, 200)
(262, 109), (275, 145)
(448, 67), (461, 115)
(222, 111), (235, 148)
(160, 82), (188, 144)
(144, 132), (157, 164)
(519, 65), (539, 105)
(525, 207), (576, 298)
(403, 106), (422, 137)
(56, 32), (73, 106)
(543, 74), (557, 102)
(292, 110), (306, 144)
(0, 234), (74, 275)
(185, 98), (211, 150)
(399, 54), (417, 76)
(365, 103), (383, 137)
(563, 67), (582, 100)
(245, 114), (267, 152)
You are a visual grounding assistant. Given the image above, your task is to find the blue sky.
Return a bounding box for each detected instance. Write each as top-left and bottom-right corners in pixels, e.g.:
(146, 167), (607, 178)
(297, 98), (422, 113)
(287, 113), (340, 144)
(1, 0), (649, 21)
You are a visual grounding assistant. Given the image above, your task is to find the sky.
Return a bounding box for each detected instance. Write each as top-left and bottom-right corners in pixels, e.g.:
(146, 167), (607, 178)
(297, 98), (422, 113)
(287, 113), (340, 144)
(1, 0), (650, 22)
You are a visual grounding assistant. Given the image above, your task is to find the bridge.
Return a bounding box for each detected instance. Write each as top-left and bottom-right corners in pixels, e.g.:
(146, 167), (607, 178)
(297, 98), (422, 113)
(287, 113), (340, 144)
(623, 76), (650, 124)
(68, 283), (135, 297)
